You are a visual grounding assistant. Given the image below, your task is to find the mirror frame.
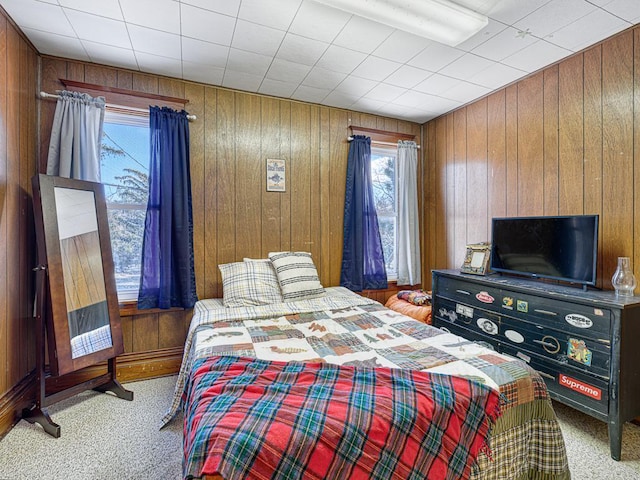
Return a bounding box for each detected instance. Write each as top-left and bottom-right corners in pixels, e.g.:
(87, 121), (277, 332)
(32, 174), (124, 377)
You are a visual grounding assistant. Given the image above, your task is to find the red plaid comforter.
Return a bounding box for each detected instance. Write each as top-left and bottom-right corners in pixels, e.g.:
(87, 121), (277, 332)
(184, 355), (501, 480)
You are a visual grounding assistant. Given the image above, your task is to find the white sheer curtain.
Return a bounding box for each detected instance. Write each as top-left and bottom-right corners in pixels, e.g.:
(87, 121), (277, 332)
(46, 90), (106, 182)
(396, 140), (421, 285)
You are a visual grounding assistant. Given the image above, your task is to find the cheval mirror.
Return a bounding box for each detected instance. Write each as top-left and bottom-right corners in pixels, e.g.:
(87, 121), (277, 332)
(23, 174), (133, 437)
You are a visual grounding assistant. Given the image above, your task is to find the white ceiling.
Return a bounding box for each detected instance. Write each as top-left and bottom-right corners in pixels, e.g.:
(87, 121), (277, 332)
(1, 0), (638, 123)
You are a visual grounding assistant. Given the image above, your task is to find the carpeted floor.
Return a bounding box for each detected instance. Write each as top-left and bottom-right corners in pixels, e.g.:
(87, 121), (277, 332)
(0, 375), (639, 479)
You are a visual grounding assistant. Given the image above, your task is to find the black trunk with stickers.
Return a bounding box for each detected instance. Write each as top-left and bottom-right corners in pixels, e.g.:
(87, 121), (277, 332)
(432, 269), (640, 461)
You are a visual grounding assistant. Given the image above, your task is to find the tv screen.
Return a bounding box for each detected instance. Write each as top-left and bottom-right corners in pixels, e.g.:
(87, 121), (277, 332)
(490, 215), (598, 286)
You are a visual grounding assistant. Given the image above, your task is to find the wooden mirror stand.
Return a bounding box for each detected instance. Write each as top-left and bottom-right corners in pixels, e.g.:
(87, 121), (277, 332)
(22, 174), (133, 437)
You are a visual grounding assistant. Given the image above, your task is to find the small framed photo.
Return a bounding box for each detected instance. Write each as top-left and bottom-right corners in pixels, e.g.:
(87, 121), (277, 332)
(461, 242), (491, 275)
(266, 158), (286, 192)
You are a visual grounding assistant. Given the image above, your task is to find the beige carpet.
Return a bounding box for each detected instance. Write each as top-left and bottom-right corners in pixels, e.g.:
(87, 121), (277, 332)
(0, 375), (639, 479)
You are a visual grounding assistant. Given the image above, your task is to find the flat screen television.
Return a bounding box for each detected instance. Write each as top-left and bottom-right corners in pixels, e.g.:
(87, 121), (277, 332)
(490, 215), (598, 287)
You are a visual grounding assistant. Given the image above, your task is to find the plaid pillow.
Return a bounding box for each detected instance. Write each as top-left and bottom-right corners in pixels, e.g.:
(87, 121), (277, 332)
(268, 251), (325, 301)
(219, 261), (283, 307)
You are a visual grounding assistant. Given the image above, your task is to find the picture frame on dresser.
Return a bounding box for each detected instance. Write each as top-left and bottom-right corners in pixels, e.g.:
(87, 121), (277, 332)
(460, 242), (491, 275)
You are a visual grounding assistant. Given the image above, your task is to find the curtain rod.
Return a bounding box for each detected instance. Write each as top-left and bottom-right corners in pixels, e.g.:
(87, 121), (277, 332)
(39, 91), (197, 121)
(347, 136), (420, 149)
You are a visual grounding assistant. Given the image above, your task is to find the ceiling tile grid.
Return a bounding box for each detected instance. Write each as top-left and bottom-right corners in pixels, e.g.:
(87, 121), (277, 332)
(1, 0), (637, 123)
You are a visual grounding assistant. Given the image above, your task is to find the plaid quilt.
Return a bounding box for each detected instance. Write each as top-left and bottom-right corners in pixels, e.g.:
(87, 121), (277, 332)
(166, 287), (570, 480)
(184, 355), (500, 480)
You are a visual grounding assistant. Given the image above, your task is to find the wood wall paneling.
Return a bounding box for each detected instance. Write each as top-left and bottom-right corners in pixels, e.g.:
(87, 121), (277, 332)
(543, 66), (559, 216)
(465, 99), (488, 243)
(423, 25), (640, 292)
(558, 54), (585, 215)
(0, 14), (7, 396)
(516, 73), (544, 216)
(602, 31), (634, 288)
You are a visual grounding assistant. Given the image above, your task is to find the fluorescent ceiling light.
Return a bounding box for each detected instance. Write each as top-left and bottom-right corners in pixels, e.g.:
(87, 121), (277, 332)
(312, 0), (488, 46)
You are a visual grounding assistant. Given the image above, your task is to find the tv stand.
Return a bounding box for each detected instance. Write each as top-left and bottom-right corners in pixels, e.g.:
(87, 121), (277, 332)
(431, 269), (640, 461)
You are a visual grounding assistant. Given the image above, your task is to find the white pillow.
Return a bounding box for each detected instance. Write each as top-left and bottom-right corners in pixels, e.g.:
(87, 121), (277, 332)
(219, 261), (283, 307)
(267, 251), (325, 301)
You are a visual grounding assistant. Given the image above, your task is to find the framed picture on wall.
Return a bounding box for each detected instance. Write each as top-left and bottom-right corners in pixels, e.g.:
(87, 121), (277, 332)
(266, 159), (286, 192)
(461, 242), (491, 275)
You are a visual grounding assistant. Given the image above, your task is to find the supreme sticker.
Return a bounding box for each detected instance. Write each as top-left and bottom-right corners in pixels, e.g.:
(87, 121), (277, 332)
(476, 291), (495, 303)
(559, 374), (602, 400)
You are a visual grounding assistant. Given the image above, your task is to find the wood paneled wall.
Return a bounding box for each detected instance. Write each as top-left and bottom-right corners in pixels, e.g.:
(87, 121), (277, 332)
(422, 26), (640, 291)
(0, 11), (38, 404)
(38, 57), (422, 360)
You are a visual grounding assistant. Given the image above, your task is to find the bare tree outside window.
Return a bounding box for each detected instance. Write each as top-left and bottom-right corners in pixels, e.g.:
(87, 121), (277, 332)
(101, 115), (149, 299)
(371, 147), (397, 279)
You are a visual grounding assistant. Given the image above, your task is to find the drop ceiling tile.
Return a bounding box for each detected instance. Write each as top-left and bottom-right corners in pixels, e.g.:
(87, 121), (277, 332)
(316, 45), (367, 74)
(351, 56), (402, 82)
(182, 61), (225, 85)
(502, 39), (571, 71)
(546, 9), (631, 51)
(292, 85), (331, 104)
(181, 37), (229, 68)
(222, 70), (263, 92)
(120, 0), (180, 34)
(421, 95), (463, 112)
(323, 91), (359, 108)
(266, 58), (311, 83)
(441, 82), (491, 103)
(372, 30), (431, 64)
(514, 0), (597, 39)
(258, 78), (298, 98)
(414, 73), (463, 96)
(59, 0), (123, 20)
(226, 49), (272, 77)
(136, 51), (183, 78)
(128, 25), (181, 59)
(65, 9), (131, 49)
(384, 65), (432, 89)
(276, 33), (329, 66)
(333, 16), (394, 54)
(394, 90), (435, 109)
(469, 62), (526, 89)
(180, 0), (241, 17)
(486, 0), (553, 24)
(334, 75), (377, 96)
(303, 67), (347, 90)
(82, 40), (138, 70)
(364, 83), (406, 102)
(600, 0), (640, 22)
(456, 18), (509, 52)
(23, 28), (90, 61)
(181, 4), (236, 46)
(408, 43), (465, 72)
(472, 26), (538, 61)
(238, 0), (303, 30)
(289, 0), (351, 42)
(0, 0), (75, 37)
(351, 97), (385, 113)
(440, 53), (495, 80)
(231, 20), (286, 57)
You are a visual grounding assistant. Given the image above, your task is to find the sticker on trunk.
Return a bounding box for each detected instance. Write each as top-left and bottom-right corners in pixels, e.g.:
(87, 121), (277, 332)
(559, 374), (601, 400)
(565, 313), (593, 329)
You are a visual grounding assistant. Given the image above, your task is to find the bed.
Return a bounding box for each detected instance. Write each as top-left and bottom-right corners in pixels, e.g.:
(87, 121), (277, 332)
(164, 255), (570, 480)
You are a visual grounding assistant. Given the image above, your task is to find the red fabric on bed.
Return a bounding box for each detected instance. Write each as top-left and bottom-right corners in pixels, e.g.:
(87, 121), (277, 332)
(184, 355), (500, 480)
(385, 295), (432, 324)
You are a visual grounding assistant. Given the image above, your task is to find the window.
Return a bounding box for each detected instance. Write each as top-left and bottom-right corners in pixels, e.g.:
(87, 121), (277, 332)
(371, 146), (397, 280)
(101, 110), (149, 300)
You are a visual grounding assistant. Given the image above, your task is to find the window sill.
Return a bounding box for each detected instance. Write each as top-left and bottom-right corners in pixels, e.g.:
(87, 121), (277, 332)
(118, 300), (185, 317)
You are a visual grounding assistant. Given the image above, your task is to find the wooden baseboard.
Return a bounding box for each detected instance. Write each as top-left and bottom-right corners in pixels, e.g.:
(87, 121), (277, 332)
(0, 372), (37, 442)
(0, 347), (184, 440)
